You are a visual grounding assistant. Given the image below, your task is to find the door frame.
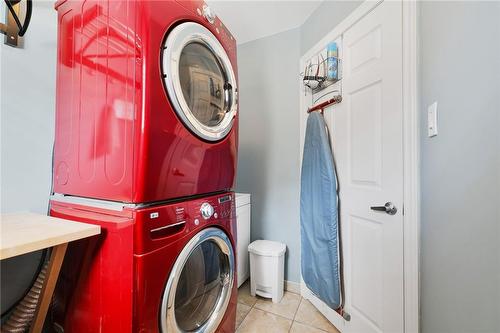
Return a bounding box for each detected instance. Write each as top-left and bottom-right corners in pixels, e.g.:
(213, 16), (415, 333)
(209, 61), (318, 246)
(298, 1), (419, 332)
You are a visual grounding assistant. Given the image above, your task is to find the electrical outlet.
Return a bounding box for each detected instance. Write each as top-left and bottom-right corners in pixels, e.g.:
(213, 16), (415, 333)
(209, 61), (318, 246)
(427, 102), (438, 137)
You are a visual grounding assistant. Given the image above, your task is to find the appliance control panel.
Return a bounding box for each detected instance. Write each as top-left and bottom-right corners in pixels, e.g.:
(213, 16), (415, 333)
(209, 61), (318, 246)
(134, 192), (235, 254)
(189, 193), (233, 223)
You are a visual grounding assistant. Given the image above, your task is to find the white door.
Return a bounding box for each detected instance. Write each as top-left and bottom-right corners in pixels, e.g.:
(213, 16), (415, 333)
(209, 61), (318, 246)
(340, 1), (403, 332)
(301, 1), (404, 333)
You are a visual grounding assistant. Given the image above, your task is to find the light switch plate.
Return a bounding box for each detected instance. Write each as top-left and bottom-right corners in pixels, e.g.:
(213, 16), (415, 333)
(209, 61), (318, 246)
(427, 102), (438, 137)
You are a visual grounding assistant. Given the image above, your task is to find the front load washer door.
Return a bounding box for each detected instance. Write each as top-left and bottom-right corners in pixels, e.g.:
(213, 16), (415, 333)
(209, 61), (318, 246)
(160, 227), (235, 333)
(162, 22), (237, 142)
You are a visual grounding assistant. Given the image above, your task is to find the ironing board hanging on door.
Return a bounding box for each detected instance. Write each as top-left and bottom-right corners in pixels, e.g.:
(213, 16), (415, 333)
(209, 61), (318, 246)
(300, 110), (343, 311)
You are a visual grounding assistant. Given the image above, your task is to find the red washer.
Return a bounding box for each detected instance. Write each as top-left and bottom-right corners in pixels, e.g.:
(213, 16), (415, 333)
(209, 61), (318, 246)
(50, 192), (237, 332)
(53, 0), (238, 203)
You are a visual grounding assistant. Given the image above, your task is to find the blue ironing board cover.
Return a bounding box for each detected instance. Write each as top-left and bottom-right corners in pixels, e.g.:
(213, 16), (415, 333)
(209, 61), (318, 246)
(300, 112), (341, 309)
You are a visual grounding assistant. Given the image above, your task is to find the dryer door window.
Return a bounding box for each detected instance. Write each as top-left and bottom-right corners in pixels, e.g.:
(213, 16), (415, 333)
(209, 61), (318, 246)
(162, 22), (237, 142)
(160, 228), (235, 333)
(179, 42), (226, 128)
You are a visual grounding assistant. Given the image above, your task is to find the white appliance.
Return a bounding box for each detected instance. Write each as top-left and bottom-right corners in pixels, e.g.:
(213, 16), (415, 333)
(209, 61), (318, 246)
(235, 193), (251, 287)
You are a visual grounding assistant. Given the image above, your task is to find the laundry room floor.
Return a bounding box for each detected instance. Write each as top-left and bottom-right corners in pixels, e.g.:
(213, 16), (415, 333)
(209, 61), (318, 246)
(236, 281), (340, 333)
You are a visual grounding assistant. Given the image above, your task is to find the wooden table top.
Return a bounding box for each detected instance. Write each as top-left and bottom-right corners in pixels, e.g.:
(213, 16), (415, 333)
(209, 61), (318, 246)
(0, 212), (101, 260)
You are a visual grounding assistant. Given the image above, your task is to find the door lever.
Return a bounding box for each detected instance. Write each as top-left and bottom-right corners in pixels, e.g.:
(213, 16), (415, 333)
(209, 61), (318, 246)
(370, 202), (397, 215)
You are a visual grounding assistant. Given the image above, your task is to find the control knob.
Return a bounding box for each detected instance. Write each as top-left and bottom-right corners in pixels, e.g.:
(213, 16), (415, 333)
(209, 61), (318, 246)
(200, 202), (214, 220)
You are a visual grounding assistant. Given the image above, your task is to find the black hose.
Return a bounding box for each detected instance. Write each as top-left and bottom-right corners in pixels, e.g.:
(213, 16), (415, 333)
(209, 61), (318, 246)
(17, 0), (31, 36)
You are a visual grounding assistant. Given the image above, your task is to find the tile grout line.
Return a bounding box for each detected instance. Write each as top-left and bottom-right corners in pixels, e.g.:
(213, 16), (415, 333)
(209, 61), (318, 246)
(253, 294), (302, 321)
(288, 296), (303, 333)
(293, 298), (335, 333)
(238, 285), (318, 333)
(237, 286), (334, 333)
(235, 300), (254, 331)
(235, 283), (253, 331)
(292, 297), (303, 322)
(248, 297), (299, 329)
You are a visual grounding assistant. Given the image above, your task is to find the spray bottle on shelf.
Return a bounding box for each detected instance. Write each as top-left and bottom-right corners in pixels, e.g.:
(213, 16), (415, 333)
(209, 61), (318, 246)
(326, 42), (338, 81)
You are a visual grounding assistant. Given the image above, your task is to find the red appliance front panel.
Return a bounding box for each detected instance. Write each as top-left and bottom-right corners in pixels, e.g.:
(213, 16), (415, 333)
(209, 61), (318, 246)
(53, 0), (238, 203)
(50, 192), (237, 332)
(50, 202), (135, 332)
(133, 192), (237, 332)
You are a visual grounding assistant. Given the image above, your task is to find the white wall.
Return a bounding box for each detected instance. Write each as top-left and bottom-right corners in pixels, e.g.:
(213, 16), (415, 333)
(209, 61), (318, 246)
(1, 1), (56, 213)
(419, 2), (500, 332)
(300, 0), (362, 55)
(0, 1), (57, 314)
(236, 28), (302, 282)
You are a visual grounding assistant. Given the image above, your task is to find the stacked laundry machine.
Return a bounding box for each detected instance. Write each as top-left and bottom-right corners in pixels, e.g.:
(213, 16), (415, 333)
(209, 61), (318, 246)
(49, 1), (239, 332)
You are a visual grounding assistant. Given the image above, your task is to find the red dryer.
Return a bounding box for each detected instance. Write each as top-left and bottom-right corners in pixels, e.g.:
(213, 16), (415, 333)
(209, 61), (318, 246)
(53, 0), (239, 203)
(50, 192), (237, 333)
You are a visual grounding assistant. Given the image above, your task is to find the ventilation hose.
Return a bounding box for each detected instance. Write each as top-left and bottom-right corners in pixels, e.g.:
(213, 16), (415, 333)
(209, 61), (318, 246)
(0, 261), (48, 332)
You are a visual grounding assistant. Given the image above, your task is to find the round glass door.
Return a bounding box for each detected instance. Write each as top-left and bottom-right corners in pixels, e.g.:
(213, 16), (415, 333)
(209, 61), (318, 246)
(162, 23), (237, 142)
(160, 228), (235, 333)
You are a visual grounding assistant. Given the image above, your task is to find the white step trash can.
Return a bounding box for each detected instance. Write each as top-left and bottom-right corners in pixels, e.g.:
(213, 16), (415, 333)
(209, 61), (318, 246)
(248, 240), (286, 303)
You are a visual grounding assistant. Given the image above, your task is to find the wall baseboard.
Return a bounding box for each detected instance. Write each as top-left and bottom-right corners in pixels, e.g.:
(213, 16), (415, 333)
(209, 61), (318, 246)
(285, 280), (301, 294)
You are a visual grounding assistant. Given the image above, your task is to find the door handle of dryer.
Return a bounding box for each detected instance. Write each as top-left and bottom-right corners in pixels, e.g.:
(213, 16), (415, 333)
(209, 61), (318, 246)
(224, 82), (238, 114)
(150, 221), (186, 239)
(370, 202), (397, 215)
(224, 82), (233, 110)
(233, 88), (238, 110)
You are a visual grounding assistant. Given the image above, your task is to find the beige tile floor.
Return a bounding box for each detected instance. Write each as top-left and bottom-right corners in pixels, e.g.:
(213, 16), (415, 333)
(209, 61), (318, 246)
(236, 280), (340, 333)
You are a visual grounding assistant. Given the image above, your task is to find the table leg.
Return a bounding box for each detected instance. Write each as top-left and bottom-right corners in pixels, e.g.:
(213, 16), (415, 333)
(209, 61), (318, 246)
(29, 243), (68, 333)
